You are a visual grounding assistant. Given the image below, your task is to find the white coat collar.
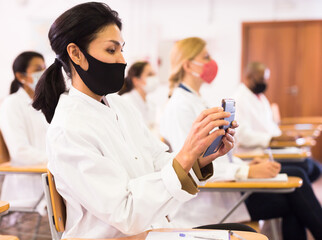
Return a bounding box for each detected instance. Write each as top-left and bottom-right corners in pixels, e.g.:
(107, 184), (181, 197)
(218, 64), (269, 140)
(174, 84), (208, 108)
(179, 83), (199, 95)
(68, 86), (110, 112)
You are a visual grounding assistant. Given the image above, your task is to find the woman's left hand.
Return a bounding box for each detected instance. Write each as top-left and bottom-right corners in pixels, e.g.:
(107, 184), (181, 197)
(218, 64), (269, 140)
(198, 121), (238, 168)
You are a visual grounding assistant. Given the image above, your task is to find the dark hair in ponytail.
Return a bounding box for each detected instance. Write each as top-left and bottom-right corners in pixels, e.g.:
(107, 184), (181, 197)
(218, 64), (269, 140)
(118, 61), (148, 95)
(32, 2), (122, 123)
(10, 51), (44, 94)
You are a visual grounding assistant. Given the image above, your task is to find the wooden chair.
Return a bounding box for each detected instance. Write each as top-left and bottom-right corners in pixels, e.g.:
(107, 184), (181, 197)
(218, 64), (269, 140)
(0, 131), (9, 164)
(42, 171), (66, 240)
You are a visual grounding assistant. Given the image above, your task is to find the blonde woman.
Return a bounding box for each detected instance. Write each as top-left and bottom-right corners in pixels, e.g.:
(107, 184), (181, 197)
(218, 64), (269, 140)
(159, 37), (322, 240)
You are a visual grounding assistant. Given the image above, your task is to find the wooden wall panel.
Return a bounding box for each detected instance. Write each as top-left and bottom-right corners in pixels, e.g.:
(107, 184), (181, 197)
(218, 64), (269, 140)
(242, 20), (322, 162)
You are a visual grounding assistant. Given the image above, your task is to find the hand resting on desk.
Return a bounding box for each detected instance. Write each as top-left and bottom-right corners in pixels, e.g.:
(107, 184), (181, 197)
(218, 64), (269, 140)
(248, 158), (281, 178)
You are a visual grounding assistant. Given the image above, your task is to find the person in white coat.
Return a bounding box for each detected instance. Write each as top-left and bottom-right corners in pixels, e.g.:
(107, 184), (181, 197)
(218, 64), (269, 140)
(234, 62), (322, 183)
(0, 51), (48, 213)
(32, 3), (237, 239)
(159, 37), (322, 240)
(118, 61), (158, 131)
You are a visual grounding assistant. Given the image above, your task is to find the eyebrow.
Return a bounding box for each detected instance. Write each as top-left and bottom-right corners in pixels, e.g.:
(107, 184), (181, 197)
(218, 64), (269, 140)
(107, 40), (125, 47)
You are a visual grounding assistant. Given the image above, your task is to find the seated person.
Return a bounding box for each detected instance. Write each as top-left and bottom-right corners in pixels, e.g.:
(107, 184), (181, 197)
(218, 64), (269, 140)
(118, 61), (158, 131)
(160, 37), (322, 240)
(234, 62), (322, 182)
(32, 3), (238, 238)
(0, 51), (48, 214)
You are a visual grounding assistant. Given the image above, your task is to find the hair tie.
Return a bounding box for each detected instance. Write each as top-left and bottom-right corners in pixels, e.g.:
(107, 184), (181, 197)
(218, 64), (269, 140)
(55, 58), (62, 67)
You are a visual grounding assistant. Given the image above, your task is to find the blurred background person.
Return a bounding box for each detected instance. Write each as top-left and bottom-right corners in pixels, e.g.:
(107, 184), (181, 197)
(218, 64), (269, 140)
(119, 61), (159, 131)
(159, 37), (322, 240)
(234, 62), (322, 183)
(0, 51), (48, 217)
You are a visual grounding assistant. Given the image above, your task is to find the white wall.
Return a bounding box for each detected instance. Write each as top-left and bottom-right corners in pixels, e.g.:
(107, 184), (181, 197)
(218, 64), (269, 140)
(0, 0), (322, 107)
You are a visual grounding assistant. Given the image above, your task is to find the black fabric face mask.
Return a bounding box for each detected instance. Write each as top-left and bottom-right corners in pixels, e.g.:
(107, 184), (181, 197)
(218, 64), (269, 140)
(251, 82), (267, 94)
(71, 50), (126, 96)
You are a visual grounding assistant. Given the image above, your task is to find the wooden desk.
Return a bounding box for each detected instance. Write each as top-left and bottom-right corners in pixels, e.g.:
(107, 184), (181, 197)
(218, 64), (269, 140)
(0, 162), (47, 174)
(0, 162), (47, 213)
(0, 201), (9, 214)
(269, 137), (316, 148)
(281, 116), (322, 125)
(62, 228), (268, 240)
(234, 151), (311, 161)
(200, 176), (302, 190)
(0, 236), (19, 240)
(280, 127), (321, 138)
(199, 177), (302, 223)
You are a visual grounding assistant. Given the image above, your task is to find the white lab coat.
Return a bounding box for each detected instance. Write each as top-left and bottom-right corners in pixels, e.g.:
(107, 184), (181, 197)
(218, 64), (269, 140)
(121, 89), (156, 130)
(0, 88), (48, 211)
(47, 87), (200, 238)
(234, 84), (281, 152)
(159, 85), (250, 226)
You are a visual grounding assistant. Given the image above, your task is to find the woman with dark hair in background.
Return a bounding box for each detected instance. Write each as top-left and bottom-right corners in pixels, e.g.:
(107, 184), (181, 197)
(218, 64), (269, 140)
(119, 61), (158, 130)
(0, 51), (48, 215)
(32, 2), (237, 238)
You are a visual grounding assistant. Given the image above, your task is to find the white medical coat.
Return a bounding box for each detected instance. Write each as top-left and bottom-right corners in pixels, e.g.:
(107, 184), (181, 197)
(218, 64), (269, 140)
(121, 90), (156, 130)
(47, 87), (199, 238)
(0, 88), (48, 210)
(159, 85), (250, 226)
(234, 84), (281, 152)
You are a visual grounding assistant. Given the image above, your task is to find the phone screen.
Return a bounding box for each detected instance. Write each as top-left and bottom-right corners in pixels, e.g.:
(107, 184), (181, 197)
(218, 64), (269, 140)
(203, 99), (236, 157)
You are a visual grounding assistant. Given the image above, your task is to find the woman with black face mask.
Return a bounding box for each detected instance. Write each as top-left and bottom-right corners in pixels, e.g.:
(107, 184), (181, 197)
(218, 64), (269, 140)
(32, 2), (237, 239)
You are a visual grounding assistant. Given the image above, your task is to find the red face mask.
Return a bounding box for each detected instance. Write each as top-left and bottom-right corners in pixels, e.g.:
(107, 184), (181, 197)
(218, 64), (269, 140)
(192, 59), (218, 84)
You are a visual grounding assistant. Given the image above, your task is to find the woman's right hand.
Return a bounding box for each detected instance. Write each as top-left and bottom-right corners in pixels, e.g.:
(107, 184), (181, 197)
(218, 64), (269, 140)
(248, 159), (281, 178)
(175, 107), (231, 173)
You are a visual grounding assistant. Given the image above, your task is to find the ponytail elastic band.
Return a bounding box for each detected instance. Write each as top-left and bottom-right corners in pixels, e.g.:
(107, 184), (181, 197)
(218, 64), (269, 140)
(55, 58), (62, 67)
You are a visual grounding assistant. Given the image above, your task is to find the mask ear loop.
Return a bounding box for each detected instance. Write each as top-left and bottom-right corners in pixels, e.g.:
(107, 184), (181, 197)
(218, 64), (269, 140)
(190, 61), (203, 78)
(191, 60), (203, 66)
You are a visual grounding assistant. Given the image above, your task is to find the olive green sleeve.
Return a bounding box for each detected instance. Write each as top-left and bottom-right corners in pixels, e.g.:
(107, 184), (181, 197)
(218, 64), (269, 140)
(172, 158), (198, 195)
(192, 159), (214, 181)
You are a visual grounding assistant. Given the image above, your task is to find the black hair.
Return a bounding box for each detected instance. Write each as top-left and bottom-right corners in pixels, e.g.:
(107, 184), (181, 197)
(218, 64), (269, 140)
(32, 2), (122, 123)
(10, 51), (44, 94)
(118, 61), (148, 95)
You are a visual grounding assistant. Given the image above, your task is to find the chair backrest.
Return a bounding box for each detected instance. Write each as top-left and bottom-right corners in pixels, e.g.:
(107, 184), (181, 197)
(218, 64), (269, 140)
(0, 130), (10, 164)
(42, 171), (66, 240)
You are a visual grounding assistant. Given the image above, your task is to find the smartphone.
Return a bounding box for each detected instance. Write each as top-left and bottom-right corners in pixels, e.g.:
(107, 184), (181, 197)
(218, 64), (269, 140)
(203, 99), (236, 157)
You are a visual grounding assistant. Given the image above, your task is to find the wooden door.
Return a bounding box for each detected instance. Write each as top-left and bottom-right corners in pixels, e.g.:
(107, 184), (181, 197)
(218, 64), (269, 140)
(242, 20), (322, 162)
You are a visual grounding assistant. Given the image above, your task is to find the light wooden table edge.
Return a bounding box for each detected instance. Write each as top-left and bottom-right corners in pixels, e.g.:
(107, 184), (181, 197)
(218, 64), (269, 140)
(269, 139), (316, 147)
(0, 162), (47, 173)
(281, 117), (322, 125)
(199, 176), (303, 189)
(0, 236), (19, 240)
(234, 152), (310, 160)
(0, 201), (9, 214)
